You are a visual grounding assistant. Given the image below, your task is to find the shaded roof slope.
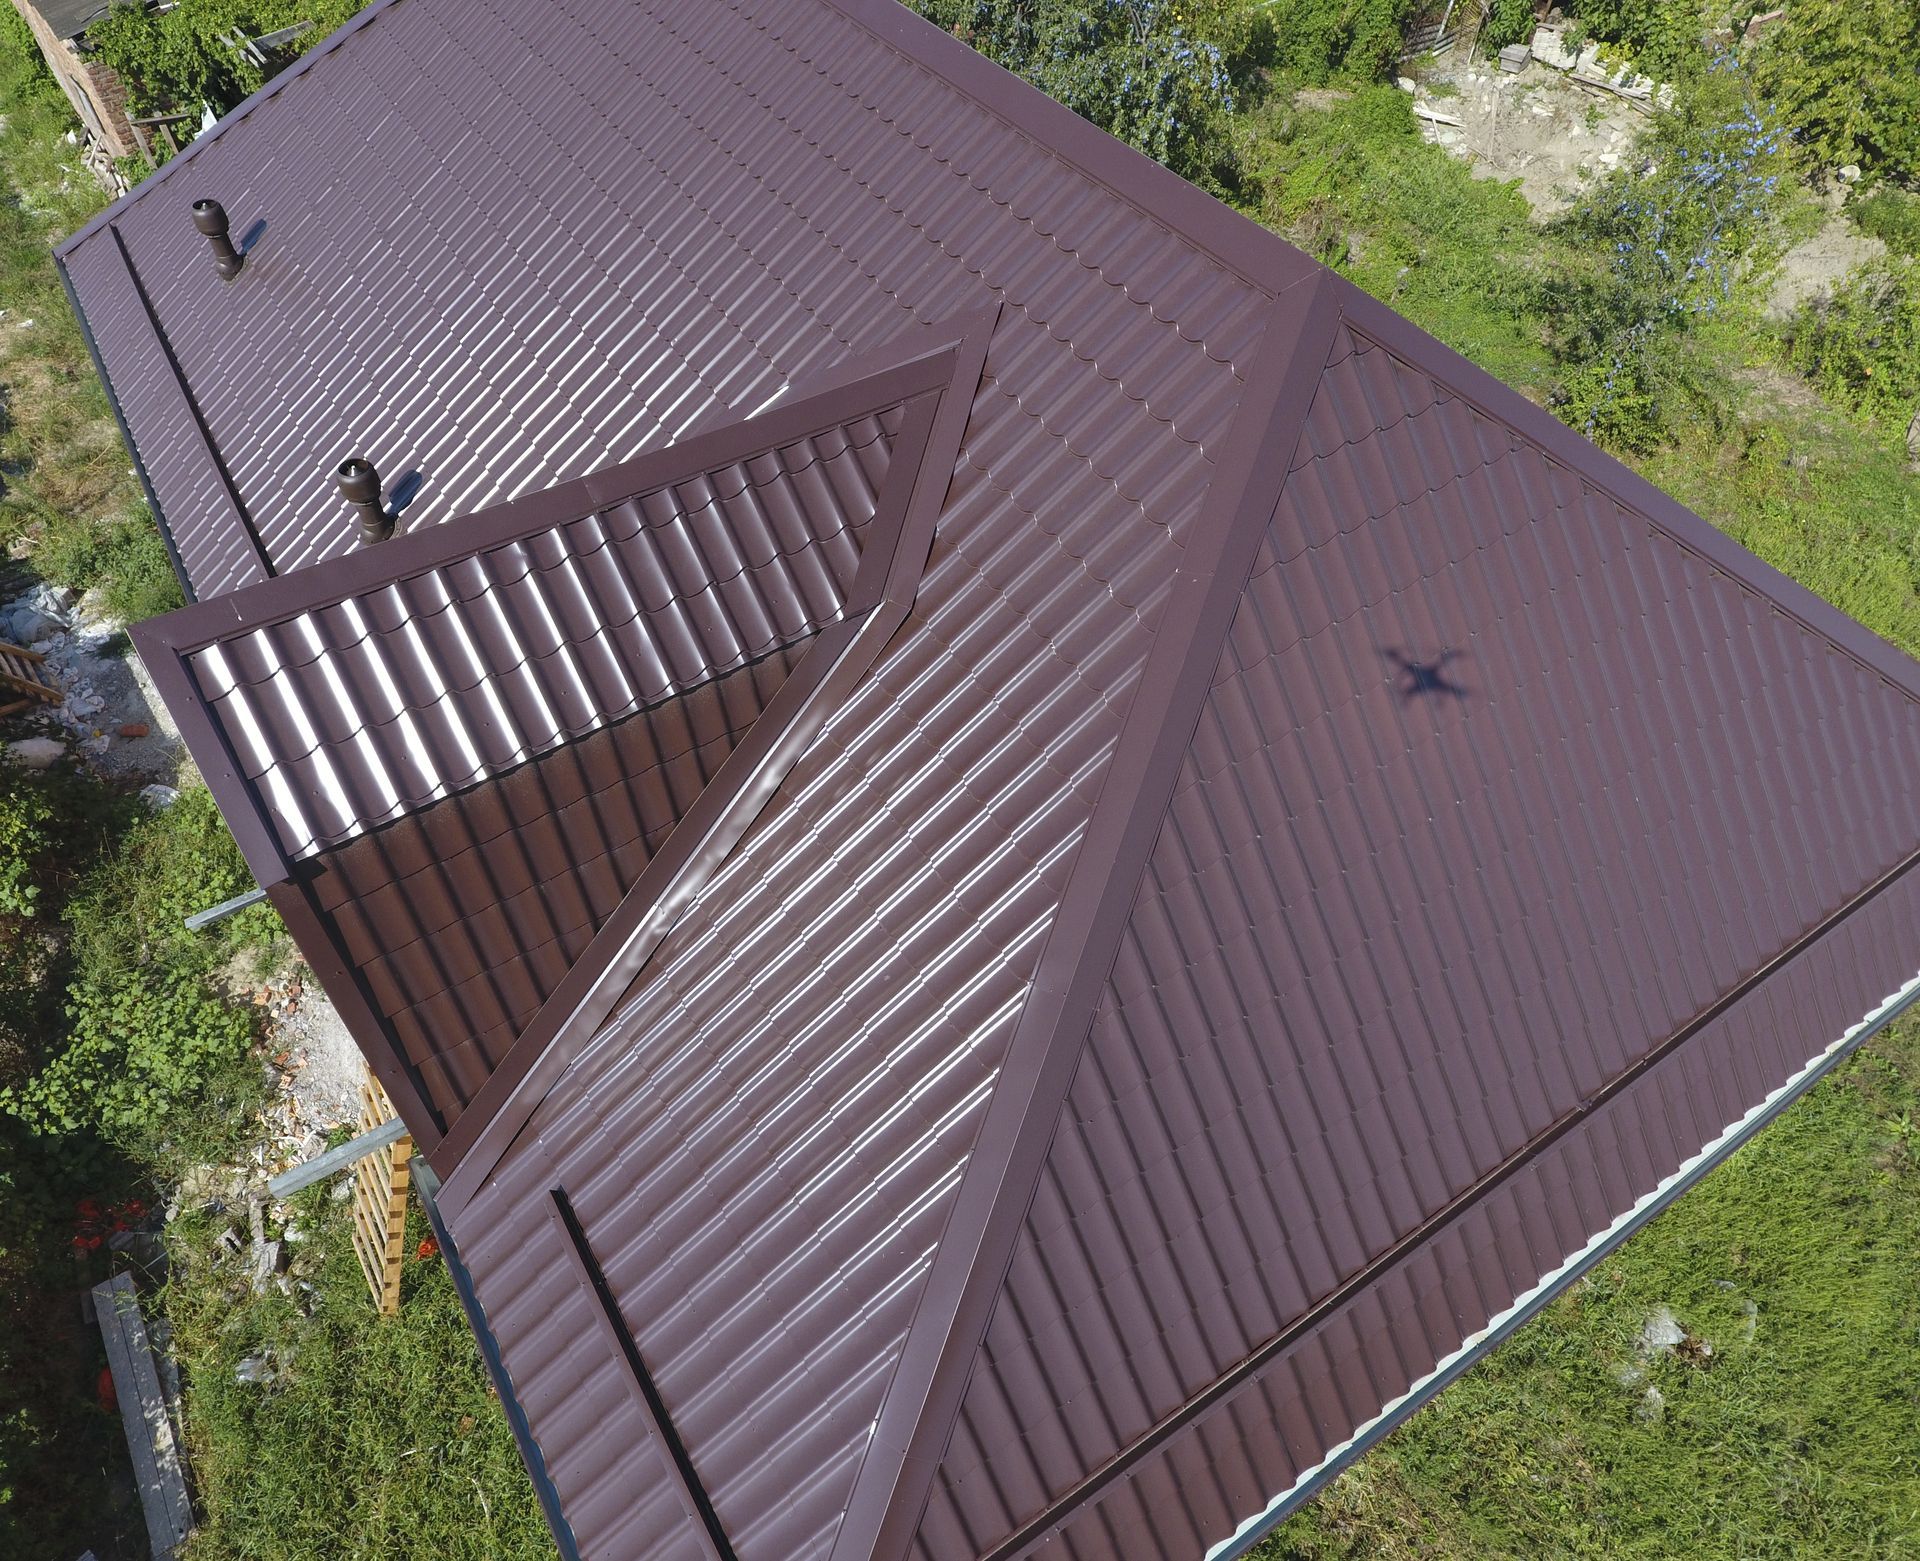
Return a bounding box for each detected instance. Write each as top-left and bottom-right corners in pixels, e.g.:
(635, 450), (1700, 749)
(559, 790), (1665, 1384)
(73, 2), (1920, 1561)
(914, 304), (1920, 1561)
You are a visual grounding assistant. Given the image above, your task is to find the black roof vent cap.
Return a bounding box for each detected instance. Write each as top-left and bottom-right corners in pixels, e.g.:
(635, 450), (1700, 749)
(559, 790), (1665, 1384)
(336, 458), (393, 545)
(190, 199), (245, 282)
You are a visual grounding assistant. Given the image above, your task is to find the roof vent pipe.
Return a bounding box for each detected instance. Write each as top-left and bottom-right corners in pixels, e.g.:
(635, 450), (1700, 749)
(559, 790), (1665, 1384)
(190, 199), (245, 281)
(336, 458), (393, 545)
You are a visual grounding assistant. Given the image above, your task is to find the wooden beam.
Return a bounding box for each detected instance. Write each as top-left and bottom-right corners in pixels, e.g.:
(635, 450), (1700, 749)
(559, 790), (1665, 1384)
(93, 1274), (192, 1558)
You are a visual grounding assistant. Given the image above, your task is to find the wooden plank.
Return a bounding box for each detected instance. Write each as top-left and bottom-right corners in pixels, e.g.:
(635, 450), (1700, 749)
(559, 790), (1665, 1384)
(93, 1274), (192, 1558)
(349, 1079), (412, 1313)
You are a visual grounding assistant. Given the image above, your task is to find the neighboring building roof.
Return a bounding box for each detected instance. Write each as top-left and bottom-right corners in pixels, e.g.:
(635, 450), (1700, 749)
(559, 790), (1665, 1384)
(30, 0), (113, 42)
(66, 3), (1920, 1560)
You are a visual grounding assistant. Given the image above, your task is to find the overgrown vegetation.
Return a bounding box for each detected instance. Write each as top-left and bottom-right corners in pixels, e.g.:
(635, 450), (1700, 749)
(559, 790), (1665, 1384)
(1788, 258), (1920, 432)
(167, 1197), (549, 1560)
(87, 0), (365, 123)
(0, 6), (179, 621)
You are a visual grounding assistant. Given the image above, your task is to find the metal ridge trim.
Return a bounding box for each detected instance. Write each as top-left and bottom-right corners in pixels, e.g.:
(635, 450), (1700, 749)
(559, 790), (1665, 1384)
(133, 329), (972, 664)
(1333, 278), (1920, 707)
(824, 271), (1344, 1561)
(1203, 965), (1920, 1561)
(817, 0), (1317, 298)
(549, 1186), (737, 1561)
(414, 1163), (584, 1561)
(53, 254), (194, 605)
(430, 305), (1000, 1207)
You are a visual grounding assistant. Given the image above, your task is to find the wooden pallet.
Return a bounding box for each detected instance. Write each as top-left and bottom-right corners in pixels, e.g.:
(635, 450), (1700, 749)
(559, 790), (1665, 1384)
(0, 639), (61, 711)
(349, 1078), (413, 1314)
(93, 1273), (192, 1559)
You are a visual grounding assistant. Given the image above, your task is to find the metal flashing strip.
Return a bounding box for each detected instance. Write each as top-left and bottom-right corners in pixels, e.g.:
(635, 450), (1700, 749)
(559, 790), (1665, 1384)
(431, 306), (998, 1208)
(548, 1187), (737, 1561)
(104, 223), (275, 580)
(826, 272), (1341, 1561)
(53, 254), (195, 605)
(1205, 965), (1920, 1561)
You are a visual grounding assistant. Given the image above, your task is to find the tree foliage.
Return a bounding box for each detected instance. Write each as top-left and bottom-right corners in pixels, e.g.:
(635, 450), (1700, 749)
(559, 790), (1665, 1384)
(1547, 64), (1793, 448)
(1750, 0), (1920, 182)
(1789, 258), (1920, 432)
(908, 0), (1240, 183)
(85, 0), (365, 122)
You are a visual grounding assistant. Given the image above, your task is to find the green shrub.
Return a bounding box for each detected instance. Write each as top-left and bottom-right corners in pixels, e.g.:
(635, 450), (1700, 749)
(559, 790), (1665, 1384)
(1263, 0), (1419, 85)
(1750, 0), (1920, 183)
(1853, 187), (1920, 260)
(2, 787), (268, 1152)
(0, 766), (55, 921)
(1546, 71), (1793, 449)
(1480, 0), (1538, 54)
(909, 0), (1240, 183)
(1788, 258), (1920, 431)
(86, 0), (367, 123)
(1564, 0), (1704, 80)
(1234, 86), (1555, 386)
(32, 503), (183, 622)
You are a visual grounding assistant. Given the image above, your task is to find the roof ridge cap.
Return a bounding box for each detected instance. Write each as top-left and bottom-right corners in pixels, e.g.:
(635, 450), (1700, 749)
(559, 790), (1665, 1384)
(823, 273), (1345, 1561)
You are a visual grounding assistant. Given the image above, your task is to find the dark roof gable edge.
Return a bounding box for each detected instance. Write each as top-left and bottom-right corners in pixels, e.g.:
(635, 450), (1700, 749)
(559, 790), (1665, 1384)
(430, 305), (1001, 1203)
(824, 268), (1342, 1561)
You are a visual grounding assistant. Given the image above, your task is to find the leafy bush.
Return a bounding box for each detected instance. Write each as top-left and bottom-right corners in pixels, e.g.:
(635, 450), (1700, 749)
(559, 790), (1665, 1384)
(0, 766), (55, 921)
(1563, 0), (1703, 80)
(1547, 68), (1793, 448)
(2, 787), (267, 1152)
(909, 0), (1240, 183)
(1750, 0), (1920, 183)
(1853, 187), (1920, 260)
(85, 0), (366, 123)
(1480, 0), (1539, 54)
(32, 502), (183, 622)
(1788, 257), (1920, 431)
(1263, 0), (1419, 85)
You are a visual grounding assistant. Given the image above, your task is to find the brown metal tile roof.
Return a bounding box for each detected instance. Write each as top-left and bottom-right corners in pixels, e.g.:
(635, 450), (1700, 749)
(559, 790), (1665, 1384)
(73, 3), (1920, 1560)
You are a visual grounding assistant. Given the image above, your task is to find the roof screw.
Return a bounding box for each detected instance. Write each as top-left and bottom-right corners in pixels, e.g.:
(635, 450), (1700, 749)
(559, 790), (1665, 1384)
(336, 458), (393, 545)
(190, 199), (245, 282)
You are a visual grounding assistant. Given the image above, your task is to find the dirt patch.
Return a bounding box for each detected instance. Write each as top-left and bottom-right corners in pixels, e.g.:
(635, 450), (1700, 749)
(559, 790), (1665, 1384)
(1768, 210), (1886, 319)
(0, 586), (186, 783)
(1408, 60), (1649, 217)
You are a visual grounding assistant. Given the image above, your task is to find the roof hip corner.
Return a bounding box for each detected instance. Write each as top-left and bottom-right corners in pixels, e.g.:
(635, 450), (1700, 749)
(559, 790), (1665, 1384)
(825, 273), (1346, 1561)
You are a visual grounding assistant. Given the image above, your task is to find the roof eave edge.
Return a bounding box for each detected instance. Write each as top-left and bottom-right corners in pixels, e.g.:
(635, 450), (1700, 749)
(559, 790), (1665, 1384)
(1203, 964), (1920, 1561)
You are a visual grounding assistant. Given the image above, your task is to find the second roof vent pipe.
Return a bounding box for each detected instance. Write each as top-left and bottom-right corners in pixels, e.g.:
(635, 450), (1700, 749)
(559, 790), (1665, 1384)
(191, 199), (245, 281)
(336, 459), (393, 546)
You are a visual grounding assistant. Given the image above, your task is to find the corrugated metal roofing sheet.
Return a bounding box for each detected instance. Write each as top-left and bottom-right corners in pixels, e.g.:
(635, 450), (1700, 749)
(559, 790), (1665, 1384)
(183, 407), (895, 859)
(71, 3), (1920, 1560)
(917, 320), (1920, 1559)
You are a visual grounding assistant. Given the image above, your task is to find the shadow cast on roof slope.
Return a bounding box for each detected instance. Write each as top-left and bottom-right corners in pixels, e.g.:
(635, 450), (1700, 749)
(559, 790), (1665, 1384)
(70, 2), (1920, 1559)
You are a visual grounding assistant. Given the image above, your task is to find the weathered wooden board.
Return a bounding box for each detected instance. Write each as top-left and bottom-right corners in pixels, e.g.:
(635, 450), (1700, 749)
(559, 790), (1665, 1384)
(92, 1274), (192, 1558)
